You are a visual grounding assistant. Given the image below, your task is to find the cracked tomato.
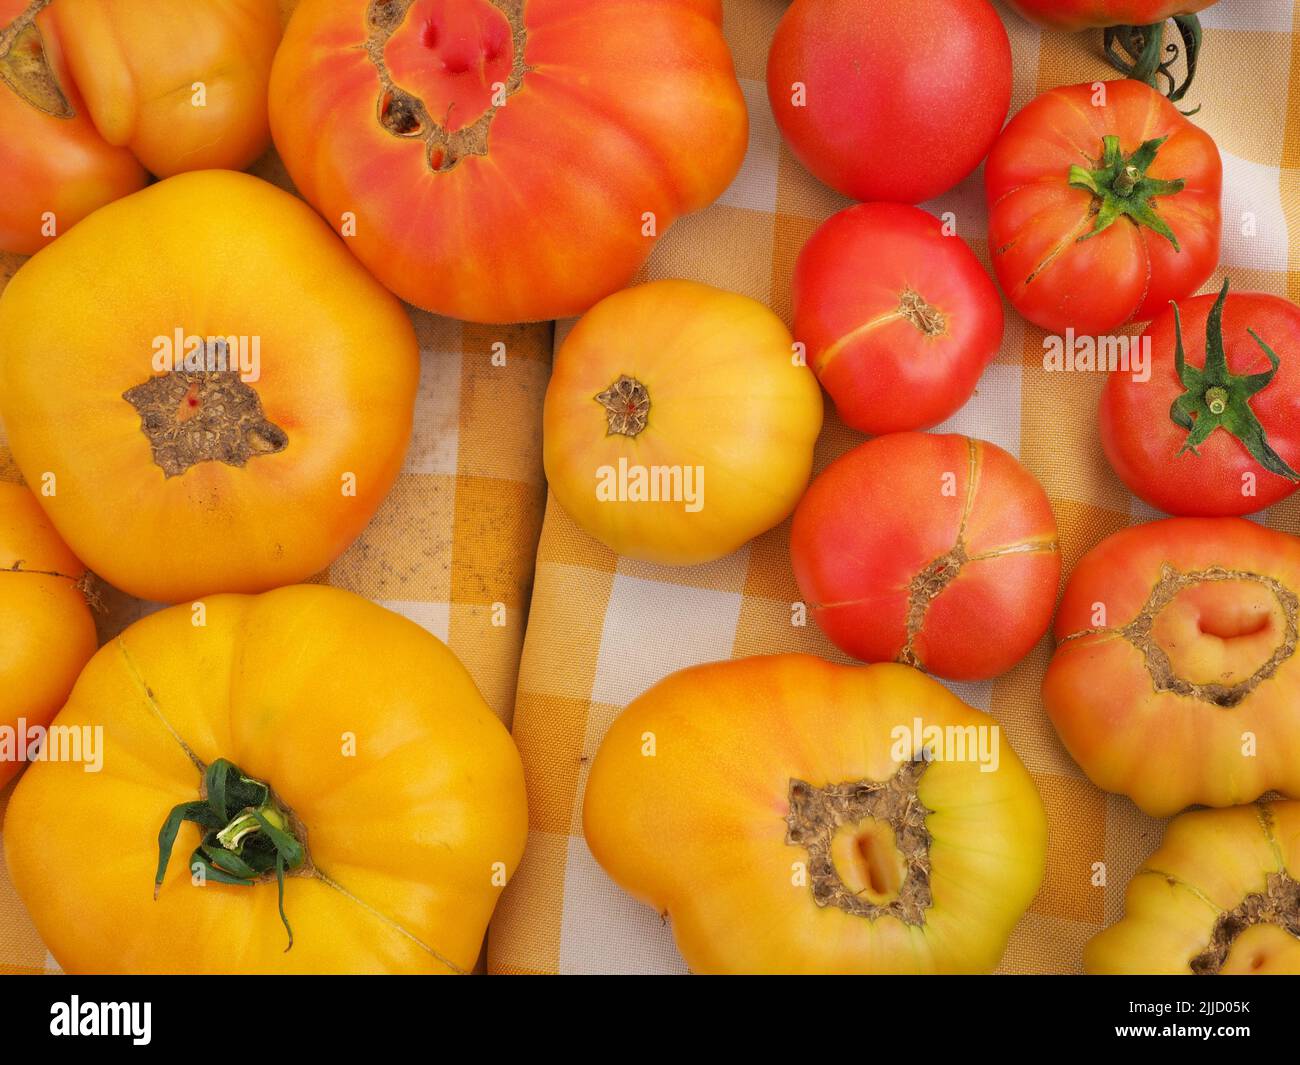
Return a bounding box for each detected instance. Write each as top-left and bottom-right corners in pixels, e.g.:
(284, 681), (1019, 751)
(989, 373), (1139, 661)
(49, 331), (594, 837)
(985, 79), (1221, 336)
(790, 433), (1060, 681)
(1044, 517), (1300, 817)
(0, 0), (281, 254)
(767, 0), (1011, 204)
(584, 655), (1047, 974)
(3, 584), (528, 974)
(793, 203), (1004, 435)
(1100, 280), (1300, 516)
(1086, 802), (1300, 975)
(269, 0), (747, 323)
(0, 170), (419, 603)
(0, 481), (97, 791)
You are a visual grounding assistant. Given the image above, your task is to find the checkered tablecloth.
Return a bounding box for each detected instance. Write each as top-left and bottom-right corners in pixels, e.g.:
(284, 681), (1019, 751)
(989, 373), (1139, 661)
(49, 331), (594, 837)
(3, 0), (1298, 977)
(0, 1), (552, 974)
(487, 0), (1300, 975)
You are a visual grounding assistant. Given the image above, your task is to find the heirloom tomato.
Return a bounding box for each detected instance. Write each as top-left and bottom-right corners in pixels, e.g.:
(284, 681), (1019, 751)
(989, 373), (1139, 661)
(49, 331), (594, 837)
(986, 79), (1221, 336)
(0, 482), (97, 792)
(767, 0), (1011, 204)
(543, 280), (823, 567)
(791, 433), (1060, 681)
(1086, 802), (1300, 975)
(0, 0), (281, 254)
(3, 585), (528, 974)
(1006, 0), (1217, 28)
(269, 0), (748, 324)
(793, 203), (1004, 435)
(1044, 518), (1300, 817)
(0, 171), (419, 604)
(584, 655), (1047, 974)
(1100, 281), (1300, 517)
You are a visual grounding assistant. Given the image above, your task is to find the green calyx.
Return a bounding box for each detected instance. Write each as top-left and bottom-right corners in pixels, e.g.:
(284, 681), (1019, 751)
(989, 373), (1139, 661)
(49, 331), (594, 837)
(1069, 135), (1186, 250)
(1104, 16), (1203, 107)
(1170, 278), (1300, 483)
(156, 758), (308, 951)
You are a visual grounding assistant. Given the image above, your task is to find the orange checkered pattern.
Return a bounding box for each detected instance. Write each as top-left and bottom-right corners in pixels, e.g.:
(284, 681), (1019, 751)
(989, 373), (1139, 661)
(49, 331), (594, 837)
(488, 0), (1300, 974)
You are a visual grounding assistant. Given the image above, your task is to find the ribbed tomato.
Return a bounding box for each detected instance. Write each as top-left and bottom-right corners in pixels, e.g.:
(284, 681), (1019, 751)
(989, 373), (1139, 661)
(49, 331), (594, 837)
(584, 655), (1047, 974)
(985, 79), (1221, 336)
(1086, 802), (1300, 975)
(4, 585), (528, 974)
(269, 0), (747, 324)
(1044, 518), (1300, 817)
(0, 0), (281, 254)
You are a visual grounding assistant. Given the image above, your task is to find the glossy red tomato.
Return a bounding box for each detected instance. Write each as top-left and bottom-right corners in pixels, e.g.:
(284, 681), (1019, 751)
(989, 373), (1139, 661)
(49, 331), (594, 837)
(1101, 282), (1300, 516)
(793, 203), (1004, 435)
(767, 0), (1011, 204)
(986, 79), (1221, 336)
(790, 433), (1061, 681)
(1005, 1), (1218, 30)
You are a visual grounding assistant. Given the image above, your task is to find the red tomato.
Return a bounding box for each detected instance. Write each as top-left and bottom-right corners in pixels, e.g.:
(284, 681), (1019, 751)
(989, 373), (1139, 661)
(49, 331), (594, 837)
(766, 0), (1011, 204)
(793, 203), (1004, 435)
(985, 79), (1221, 336)
(1100, 282), (1300, 516)
(790, 433), (1061, 681)
(1005, 1), (1218, 31)
(269, 0), (748, 324)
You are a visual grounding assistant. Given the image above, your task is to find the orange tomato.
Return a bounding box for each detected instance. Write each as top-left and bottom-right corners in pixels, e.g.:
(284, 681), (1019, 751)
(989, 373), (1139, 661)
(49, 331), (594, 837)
(543, 280), (823, 566)
(0, 481), (97, 791)
(0, 0), (281, 254)
(584, 655), (1047, 974)
(0, 170), (419, 603)
(1086, 802), (1300, 975)
(1045, 517), (1300, 816)
(791, 433), (1061, 680)
(268, 0), (748, 323)
(4, 585), (528, 973)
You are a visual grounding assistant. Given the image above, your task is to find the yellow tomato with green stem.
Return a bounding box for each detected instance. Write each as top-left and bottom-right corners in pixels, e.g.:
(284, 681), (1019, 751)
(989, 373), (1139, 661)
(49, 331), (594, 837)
(0, 481), (97, 791)
(584, 655), (1047, 974)
(4, 585), (528, 974)
(543, 280), (824, 566)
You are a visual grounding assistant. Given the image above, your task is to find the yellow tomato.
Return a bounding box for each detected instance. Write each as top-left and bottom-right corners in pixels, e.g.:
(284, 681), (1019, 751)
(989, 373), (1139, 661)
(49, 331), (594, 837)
(584, 655), (1047, 973)
(0, 170), (419, 603)
(1086, 802), (1300, 975)
(543, 280), (823, 565)
(3, 585), (528, 974)
(44, 0), (281, 177)
(0, 481), (97, 790)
